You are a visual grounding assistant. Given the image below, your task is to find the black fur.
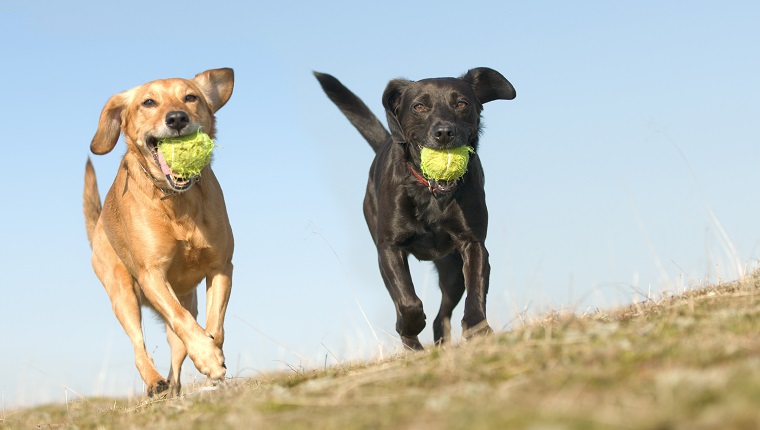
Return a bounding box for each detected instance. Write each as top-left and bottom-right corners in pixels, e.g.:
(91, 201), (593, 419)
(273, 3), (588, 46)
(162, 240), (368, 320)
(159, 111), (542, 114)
(314, 68), (515, 349)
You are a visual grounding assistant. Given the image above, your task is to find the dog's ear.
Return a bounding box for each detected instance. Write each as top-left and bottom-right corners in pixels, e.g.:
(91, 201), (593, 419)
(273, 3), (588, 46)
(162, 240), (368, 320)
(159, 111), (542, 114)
(91, 92), (128, 155)
(193, 68), (234, 113)
(382, 79), (411, 141)
(462, 67), (516, 104)
(382, 79), (410, 115)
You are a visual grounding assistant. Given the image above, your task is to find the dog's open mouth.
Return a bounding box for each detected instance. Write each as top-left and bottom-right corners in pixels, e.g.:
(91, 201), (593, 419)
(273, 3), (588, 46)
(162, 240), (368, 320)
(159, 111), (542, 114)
(429, 179), (458, 192)
(147, 137), (195, 192)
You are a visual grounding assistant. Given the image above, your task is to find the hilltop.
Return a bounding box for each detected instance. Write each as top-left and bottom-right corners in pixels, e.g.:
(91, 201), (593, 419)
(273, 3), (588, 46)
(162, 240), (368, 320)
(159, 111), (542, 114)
(4, 273), (760, 429)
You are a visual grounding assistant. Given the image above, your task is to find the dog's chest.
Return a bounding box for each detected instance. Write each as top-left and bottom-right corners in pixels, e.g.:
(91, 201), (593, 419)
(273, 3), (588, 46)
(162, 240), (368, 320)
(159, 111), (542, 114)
(165, 235), (213, 292)
(406, 228), (454, 260)
(403, 198), (460, 260)
(164, 217), (228, 291)
(171, 217), (221, 261)
(176, 236), (206, 264)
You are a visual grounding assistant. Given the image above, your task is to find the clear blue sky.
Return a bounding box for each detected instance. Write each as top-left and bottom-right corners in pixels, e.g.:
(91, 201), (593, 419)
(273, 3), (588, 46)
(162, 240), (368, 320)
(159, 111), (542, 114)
(2, 0), (759, 409)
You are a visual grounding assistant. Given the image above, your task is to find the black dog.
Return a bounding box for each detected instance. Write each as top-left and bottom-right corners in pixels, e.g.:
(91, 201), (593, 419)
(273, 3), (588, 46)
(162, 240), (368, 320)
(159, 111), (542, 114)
(315, 68), (515, 349)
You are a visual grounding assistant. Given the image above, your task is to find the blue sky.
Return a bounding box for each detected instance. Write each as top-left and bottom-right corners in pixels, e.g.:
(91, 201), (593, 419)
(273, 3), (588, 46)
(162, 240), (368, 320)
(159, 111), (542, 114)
(2, 1), (759, 408)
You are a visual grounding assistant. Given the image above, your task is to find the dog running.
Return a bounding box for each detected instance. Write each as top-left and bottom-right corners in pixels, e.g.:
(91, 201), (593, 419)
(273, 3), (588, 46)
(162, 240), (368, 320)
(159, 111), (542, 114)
(315, 68), (515, 349)
(83, 68), (235, 396)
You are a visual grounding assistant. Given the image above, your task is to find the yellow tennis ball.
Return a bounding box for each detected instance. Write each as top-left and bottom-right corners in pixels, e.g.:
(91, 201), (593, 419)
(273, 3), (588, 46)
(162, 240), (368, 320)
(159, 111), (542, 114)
(157, 130), (215, 178)
(420, 146), (474, 181)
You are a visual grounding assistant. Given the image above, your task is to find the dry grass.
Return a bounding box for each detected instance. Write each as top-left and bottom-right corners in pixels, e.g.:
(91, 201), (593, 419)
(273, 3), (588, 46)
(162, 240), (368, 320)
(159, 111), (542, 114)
(4, 273), (760, 429)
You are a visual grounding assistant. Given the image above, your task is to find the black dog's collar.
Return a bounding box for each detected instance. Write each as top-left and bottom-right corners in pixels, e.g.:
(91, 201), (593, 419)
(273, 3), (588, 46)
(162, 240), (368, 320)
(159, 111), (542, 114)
(406, 162), (458, 195)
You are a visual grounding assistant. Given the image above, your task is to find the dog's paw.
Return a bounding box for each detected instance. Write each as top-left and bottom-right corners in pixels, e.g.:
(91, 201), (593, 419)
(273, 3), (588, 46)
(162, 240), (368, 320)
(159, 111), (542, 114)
(396, 303), (426, 336)
(187, 335), (227, 381)
(147, 379), (171, 398)
(169, 381), (182, 397)
(462, 320), (493, 339)
(401, 335), (425, 351)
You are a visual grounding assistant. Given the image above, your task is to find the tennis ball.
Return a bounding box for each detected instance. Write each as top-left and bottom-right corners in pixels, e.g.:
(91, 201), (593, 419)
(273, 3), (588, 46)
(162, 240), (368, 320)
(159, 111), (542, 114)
(420, 146), (474, 181)
(157, 130), (215, 178)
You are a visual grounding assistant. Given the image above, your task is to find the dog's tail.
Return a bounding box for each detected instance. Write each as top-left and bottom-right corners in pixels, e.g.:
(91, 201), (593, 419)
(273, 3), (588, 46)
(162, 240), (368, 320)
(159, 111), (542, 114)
(314, 71), (389, 153)
(83, 158), (102, 247)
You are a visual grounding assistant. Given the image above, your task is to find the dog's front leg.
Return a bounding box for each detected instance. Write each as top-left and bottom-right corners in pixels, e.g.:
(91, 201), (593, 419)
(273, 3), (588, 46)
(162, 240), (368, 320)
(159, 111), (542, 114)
(378, 246), (426, 350)
(138, 271), (227, 381)
(460, 242), (494, 339)
(91, 240), (169, 396)
(205, 264), (233, 352)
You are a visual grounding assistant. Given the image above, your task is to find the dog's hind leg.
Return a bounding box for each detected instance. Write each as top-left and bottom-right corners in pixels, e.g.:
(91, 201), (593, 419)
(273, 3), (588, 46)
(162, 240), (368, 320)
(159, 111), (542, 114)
(166, 290), (198, 395)
(433, 253), (466, 346)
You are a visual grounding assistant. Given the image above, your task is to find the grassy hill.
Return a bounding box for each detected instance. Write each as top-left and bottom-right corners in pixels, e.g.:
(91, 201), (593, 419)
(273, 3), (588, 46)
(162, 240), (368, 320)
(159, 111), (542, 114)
(4, 273), (760, 429)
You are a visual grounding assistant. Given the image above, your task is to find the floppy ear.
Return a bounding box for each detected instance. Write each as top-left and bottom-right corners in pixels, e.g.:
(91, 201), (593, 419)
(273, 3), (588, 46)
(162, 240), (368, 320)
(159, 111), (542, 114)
(382, 79), (411, 141)
(193, 68), (234, 113)
(90, 92), (128, 155)
(461, 67), (516, 103)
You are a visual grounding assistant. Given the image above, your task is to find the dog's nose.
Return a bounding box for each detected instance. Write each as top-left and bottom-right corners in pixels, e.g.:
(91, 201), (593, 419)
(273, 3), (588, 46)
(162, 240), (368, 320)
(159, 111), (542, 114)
(165, 111), (190, 132)
(434, 125), (454, 144)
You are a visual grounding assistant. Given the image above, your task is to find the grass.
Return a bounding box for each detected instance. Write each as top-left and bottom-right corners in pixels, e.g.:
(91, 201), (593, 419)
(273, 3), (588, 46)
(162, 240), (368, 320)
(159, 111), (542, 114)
(4, 273), (760, 429)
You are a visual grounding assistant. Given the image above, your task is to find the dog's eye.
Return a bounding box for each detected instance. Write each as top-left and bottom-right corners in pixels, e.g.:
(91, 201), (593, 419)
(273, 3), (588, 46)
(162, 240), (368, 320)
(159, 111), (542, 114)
(185, 94), (198, 103)
(456, 101), (469, 109)
(142, 99), (156, 107)
(413, 103), (427, 112)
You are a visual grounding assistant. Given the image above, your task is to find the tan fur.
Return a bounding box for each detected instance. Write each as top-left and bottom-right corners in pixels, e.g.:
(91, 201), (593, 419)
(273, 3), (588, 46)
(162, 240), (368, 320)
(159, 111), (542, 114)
(83, 68), (235, 397)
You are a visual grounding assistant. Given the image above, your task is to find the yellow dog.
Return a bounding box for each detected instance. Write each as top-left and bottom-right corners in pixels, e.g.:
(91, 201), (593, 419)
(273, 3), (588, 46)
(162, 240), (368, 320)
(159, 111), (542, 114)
(83, 68), (234, 396)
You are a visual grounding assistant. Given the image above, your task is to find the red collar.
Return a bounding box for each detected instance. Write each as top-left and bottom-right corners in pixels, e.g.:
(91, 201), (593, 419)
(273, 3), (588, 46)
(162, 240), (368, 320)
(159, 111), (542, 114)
(406, 162), (459, 195)
(407, 162), (431, 188)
